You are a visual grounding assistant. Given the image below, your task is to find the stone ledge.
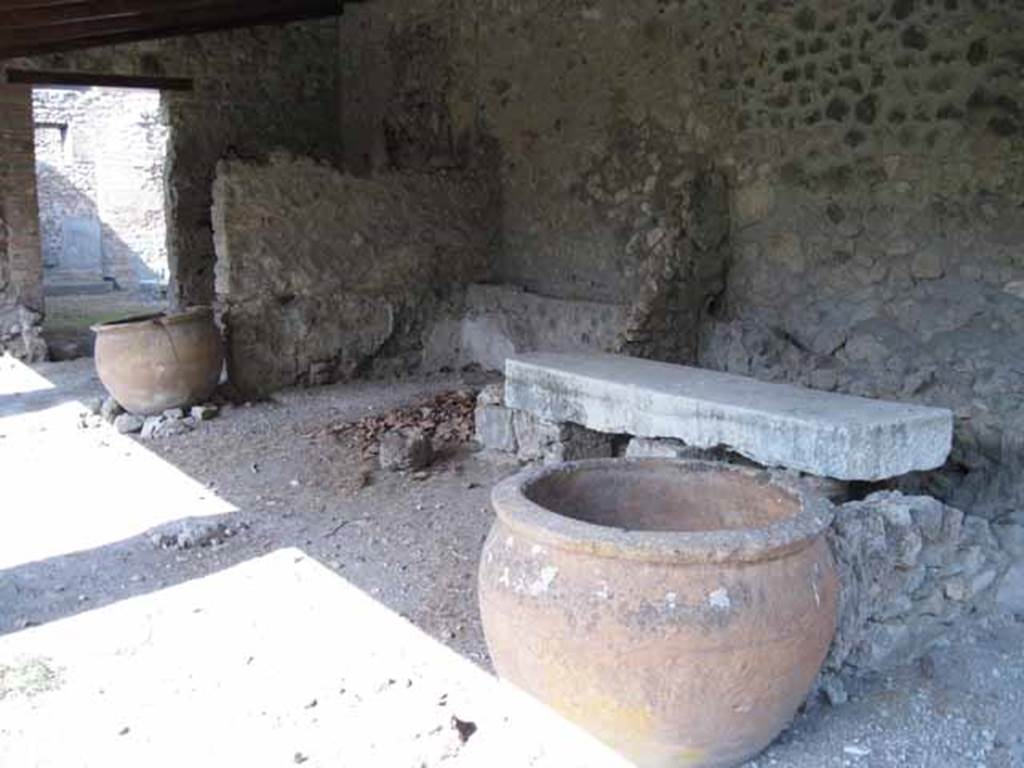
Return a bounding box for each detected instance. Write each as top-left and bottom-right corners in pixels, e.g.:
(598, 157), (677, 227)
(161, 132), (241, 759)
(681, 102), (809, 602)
(505, 352), (953, 481)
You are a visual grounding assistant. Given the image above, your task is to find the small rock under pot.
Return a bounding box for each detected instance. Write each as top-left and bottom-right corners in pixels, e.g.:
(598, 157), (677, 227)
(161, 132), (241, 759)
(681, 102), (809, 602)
(100, 396), (124, 424)
(113, 413), (146, 435)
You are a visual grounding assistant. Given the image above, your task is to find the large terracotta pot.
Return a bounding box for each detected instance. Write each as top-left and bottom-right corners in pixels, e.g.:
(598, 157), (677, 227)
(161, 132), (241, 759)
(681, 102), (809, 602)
(478, 458), (838, 768)
(92, 306), (223, 416)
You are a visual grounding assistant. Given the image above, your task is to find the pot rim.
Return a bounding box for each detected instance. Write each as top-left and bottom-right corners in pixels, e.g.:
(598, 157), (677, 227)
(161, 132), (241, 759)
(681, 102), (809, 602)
(491, 458), (834, 565)
(91, 305), (213, 335)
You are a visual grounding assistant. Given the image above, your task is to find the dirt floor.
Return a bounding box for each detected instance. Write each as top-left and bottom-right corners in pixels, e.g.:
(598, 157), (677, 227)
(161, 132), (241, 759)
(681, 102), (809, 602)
(1, 357), (1022, 767)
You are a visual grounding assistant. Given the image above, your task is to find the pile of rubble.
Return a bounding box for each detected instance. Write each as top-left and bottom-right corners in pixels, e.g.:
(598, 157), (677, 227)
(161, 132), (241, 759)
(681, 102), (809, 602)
(320, 390), (477, 471)
(90, 396), (220, 439)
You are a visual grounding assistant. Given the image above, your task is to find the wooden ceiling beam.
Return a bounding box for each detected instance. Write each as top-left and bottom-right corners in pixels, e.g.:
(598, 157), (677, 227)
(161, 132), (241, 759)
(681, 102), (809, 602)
(0, 0), (336, 29)
(0, 0), (348, 59)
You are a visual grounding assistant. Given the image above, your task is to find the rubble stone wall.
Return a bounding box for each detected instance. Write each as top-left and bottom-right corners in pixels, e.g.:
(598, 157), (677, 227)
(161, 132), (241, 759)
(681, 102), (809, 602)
(826, 491), (1006, 680)
(339, 2), (733, 365)
(339, 0), (1024, 524)
(212, 152), (500, 397)
(702, 0), (1024, 528)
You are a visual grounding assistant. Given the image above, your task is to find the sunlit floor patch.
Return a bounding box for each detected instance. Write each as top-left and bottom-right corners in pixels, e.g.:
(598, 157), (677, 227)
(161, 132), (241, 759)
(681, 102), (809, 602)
(0, 548), (630, 767)
(0, 356), (235, 570)
(0, 354), (55, 396)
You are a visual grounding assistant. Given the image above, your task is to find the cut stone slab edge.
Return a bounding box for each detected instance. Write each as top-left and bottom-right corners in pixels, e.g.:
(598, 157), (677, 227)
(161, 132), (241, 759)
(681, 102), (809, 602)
(503, 353), (953, 482)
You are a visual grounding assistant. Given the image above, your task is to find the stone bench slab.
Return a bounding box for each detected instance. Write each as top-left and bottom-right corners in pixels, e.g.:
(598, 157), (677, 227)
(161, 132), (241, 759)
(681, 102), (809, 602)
(504, 353), (953, 481)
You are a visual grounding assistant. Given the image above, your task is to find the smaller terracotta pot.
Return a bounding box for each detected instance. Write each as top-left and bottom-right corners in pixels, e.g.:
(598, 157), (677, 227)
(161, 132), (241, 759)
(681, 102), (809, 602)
(92, 306), (223, 416)
(479, 458), (838, 768)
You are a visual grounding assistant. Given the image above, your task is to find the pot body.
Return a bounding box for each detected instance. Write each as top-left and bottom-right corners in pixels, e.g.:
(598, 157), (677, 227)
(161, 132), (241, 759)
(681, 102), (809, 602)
(479, 461), (838, 768)
(93, 307), (223, 416)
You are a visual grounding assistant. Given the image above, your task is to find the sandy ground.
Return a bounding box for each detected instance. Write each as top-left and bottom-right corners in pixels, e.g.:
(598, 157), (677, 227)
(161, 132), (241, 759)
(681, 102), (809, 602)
(0, 356), (1022, 767)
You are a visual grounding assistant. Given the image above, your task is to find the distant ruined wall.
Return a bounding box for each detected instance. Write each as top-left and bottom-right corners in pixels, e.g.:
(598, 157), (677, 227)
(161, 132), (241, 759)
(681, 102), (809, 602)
(33, 87), (169, 289)
(339, 0), (1024, 525)
(2, 17), (340, 310)
(213, 152), (500, 397)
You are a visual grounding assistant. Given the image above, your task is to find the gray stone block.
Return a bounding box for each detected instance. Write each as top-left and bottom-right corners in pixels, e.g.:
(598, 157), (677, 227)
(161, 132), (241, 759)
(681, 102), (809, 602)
(379, 429), (433, 471)
(475, 404), (517, 453)
(512, 410), (613, 464)
(505, 353), (953, 481)
(513, 411), (567, 462)
(624, 437), (731, 461)
(113, 413), (145, 434)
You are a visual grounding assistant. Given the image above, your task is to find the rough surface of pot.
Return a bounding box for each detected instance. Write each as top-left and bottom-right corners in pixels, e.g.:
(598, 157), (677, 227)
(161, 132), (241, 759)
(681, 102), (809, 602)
(478, 458), (838, 768)
(92, 306), (224, 416)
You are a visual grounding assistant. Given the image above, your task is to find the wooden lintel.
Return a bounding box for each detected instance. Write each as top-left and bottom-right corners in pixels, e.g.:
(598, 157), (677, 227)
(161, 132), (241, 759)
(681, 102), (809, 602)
(6, 68), (194, 91)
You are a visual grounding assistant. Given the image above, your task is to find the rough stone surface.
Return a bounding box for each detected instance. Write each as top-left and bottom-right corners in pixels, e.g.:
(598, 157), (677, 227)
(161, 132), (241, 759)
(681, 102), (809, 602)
(827, 492), (1006, 677)
(996, 562), (1024, 616)
(113, 413), (145, 435)
(424, 284), (632, 373)
(149, 518), (238, 551)
(506, 353), (953, 481)
(213, 152), (499, 397)
(378, 429), (434, 472)
(100, 396), (123, 424)
(475, 386), (517, 453)
(512, 410), (614, 465)
(624, 437), (724, 461)
(190, 404), (219, 422)
(475, 405), (517, 453)
(140, 414), (193, 440)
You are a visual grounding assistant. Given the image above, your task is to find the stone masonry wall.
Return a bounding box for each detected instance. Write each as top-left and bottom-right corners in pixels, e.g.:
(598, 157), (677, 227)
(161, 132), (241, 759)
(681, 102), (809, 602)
(213, 152), (500, 397)
(1, 17), (340, 310)
(826, 491), (1006, 684)
(339, 0), (1024, 526)
(0, 84), (45, 361)
(339, 2), (733, 366)
(704, 1), (1024, 527)
(33, 87), (169, 289)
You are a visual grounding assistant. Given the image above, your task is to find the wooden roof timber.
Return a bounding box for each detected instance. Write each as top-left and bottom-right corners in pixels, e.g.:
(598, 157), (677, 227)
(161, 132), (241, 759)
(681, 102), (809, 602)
(0, 0), (351, 59)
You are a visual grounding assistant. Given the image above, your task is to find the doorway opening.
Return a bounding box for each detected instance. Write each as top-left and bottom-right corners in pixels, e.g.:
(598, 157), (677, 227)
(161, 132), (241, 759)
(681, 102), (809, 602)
(30, 83), (170, 359)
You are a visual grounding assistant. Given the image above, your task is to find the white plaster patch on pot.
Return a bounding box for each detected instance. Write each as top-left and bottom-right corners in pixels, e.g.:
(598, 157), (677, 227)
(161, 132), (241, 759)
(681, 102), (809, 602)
(708, 588), (731, 610)
(499, 568), (511, 588)
(528, 566), (559, 596)
(594, 582), (610, 600)
(665, 592), (678, 609)
(811, 562), (823, 608)
(530, 544), (545, 557)
(505, 535), (515, 549)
